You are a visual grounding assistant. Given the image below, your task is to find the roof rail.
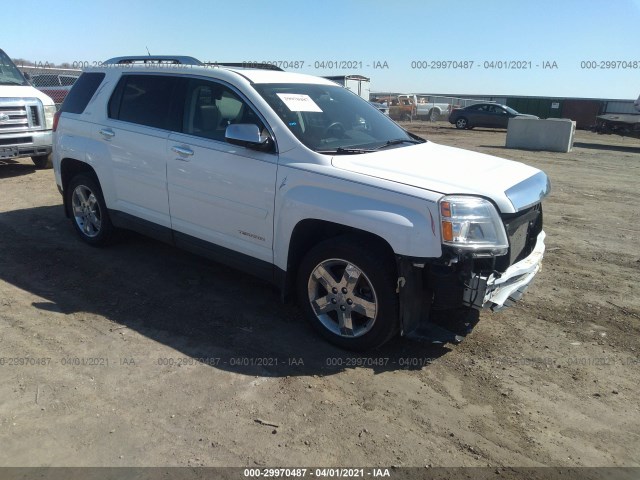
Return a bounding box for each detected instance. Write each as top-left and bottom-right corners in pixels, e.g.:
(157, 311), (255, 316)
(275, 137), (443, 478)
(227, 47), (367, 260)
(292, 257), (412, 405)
(204, 62), (284, 72)
(103, 56), (203, 65)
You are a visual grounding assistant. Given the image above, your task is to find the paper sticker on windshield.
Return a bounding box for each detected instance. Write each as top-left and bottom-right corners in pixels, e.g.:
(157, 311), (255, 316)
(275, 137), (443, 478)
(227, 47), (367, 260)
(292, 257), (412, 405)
(276, 93), (323, 112)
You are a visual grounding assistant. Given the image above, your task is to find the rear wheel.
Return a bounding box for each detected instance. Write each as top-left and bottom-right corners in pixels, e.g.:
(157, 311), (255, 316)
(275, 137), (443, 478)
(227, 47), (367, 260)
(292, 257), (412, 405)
(297, 236), (399, 350)
(67, 174), (114, 246)
(455, 117), (469, 129)
(32, 154), (52, 169)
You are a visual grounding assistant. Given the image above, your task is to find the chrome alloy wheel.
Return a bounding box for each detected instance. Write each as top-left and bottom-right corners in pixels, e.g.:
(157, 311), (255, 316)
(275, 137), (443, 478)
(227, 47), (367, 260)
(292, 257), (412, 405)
(307, 259), (378, 338)
(71, 185), (102, 238)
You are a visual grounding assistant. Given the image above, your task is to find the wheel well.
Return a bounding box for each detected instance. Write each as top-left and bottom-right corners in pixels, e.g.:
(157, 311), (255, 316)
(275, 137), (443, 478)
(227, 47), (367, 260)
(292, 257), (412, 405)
(60, 159), (98, 216)
(283, 219), (396, 301)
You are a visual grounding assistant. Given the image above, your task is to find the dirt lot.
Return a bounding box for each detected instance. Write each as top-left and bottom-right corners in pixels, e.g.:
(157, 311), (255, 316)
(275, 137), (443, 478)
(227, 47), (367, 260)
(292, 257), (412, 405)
(0, 125), (638, 470)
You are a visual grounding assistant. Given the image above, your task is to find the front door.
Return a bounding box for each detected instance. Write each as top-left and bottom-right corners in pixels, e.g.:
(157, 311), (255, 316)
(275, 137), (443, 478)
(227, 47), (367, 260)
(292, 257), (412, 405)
(166, 78), (278, 276)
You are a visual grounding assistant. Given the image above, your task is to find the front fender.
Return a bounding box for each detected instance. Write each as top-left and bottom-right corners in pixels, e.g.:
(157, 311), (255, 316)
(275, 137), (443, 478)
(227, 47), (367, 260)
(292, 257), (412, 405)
(273, 169), (442, 271)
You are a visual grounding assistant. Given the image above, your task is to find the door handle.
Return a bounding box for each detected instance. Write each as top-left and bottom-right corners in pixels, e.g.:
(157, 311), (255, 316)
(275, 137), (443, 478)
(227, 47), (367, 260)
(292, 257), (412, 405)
(171, 146), (194, 159)
(99, 128), (115, 138)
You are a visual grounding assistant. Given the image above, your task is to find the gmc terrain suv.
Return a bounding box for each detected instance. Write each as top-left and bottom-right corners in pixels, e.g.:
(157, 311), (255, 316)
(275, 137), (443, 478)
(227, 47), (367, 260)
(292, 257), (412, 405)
(52, 56), (549, 350)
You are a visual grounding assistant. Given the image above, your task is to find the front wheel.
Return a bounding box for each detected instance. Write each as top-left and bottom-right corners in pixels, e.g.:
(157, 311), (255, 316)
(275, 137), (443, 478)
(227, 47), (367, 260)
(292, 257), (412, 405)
(297, 236), (399, 350)
(32, 154), (52, 169)
(67, 174), (114, 246)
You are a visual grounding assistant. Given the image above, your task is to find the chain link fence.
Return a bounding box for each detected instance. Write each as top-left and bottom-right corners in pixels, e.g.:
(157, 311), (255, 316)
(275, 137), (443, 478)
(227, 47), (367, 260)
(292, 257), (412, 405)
(17, 65), (82, 107)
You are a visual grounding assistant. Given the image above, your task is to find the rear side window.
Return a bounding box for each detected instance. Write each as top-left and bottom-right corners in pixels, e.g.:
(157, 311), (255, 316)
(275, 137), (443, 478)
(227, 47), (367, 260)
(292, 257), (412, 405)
(108, 75), (183, 130)
(60, 72), (106, 114)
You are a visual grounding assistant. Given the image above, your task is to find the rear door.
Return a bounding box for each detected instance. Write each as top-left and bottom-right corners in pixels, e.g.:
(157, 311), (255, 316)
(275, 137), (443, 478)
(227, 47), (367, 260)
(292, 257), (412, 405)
(101, 74), (183, 230)
(472, 104), (493, 127)
(166, 78), (278, 276)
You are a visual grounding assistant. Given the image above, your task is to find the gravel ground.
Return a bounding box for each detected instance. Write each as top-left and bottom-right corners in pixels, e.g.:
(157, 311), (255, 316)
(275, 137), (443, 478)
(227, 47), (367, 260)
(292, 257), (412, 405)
(0, 125), (638, 469)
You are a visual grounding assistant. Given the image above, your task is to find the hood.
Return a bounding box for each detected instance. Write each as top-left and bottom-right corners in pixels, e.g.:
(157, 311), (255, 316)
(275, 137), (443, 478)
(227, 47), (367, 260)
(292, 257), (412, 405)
(516, 113), (539, 119)
(0, 85), (55, 105)
(331, 141), (548, 213)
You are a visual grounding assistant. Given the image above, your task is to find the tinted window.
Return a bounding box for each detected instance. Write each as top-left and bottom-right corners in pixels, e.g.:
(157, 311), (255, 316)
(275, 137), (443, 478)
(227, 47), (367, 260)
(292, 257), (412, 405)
(111, 75), (182, 130)
(183, 79), (264, 142)
(60, 72), (106, 114)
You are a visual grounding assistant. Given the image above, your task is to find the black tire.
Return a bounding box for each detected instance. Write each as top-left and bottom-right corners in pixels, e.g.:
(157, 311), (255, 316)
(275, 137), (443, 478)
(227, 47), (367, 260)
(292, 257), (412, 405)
(428, 108), (437, 122)
(32, 154), (52, 169)
(296, 235), (399, 351)
(66, 174), (114, 246)
(455, 117), (469, 129)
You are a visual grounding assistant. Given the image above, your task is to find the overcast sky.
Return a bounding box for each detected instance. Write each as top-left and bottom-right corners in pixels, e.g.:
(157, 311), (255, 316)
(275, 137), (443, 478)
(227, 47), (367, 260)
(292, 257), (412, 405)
(4, 0), (640, 99)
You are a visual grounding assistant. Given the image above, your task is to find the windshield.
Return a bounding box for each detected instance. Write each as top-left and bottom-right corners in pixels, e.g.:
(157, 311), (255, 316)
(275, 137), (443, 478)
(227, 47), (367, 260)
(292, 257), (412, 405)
(253, 83), (419, 153)
(0, 49), (28, 86)
(504, 105), (519, 115)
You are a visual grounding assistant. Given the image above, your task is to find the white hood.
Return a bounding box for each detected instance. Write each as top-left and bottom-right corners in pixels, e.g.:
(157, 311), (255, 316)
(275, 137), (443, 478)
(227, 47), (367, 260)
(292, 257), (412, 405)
(1, 85), (55, 105)
(332, 141), (546, 213)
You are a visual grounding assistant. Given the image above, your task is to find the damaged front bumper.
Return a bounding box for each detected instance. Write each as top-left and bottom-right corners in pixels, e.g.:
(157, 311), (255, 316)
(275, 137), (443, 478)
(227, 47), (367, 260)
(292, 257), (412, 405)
(398, 230), (546, 344)
(464, 231), (546, 311)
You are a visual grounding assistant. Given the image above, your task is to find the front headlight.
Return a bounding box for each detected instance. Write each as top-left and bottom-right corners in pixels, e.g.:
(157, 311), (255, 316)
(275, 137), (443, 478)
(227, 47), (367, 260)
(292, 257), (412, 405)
(44, 105), (57, 130)
(439, 195), (508, 254)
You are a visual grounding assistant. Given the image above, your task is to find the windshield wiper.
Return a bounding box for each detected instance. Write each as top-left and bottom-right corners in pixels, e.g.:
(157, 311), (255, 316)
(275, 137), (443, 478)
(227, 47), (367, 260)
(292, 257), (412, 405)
(374, 138), (423, 150)
(317, 138), (422, 155)
(317, 146), (375, 155)
(0, 80), (25, 86)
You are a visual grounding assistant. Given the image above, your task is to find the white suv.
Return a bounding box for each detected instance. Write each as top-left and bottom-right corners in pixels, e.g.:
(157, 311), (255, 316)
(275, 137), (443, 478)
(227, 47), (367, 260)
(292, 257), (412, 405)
(52, 56), (549, 350)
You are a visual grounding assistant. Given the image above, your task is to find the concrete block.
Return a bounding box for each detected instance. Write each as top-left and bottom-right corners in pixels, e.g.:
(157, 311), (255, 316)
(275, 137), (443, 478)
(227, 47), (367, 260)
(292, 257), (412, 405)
(506, 117), (576, 153)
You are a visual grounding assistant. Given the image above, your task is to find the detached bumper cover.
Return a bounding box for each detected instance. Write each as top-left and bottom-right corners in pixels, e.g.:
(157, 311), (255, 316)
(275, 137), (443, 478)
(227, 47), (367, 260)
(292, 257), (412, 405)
(464, 231), (546, 310)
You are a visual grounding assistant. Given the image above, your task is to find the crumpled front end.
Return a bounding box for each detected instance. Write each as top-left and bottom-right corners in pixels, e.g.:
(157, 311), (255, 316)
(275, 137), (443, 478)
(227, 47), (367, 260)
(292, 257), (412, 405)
(398, 201), (546, 344)
(464, 231), (545, 310)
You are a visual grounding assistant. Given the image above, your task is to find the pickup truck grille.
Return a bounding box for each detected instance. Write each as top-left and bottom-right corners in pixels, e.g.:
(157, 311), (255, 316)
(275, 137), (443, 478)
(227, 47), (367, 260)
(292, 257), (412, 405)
(498, 203), (543, 270)
(30, 106), (41, 126)
(0, 99), (42, 131)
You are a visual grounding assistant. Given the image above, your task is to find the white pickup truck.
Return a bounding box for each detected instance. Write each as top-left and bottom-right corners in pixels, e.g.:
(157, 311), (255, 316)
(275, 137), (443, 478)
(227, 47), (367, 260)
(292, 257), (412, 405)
(0, 48), (56, 168)
(594, 92), (640, 139)
(53, 56), (550, 350)
(415, 95), (452, 121)
(393, 94), (452, 121)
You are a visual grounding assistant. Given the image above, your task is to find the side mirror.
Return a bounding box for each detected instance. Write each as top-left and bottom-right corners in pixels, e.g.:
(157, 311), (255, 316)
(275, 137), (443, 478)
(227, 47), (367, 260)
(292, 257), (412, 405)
(225, 124), (271, 150)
